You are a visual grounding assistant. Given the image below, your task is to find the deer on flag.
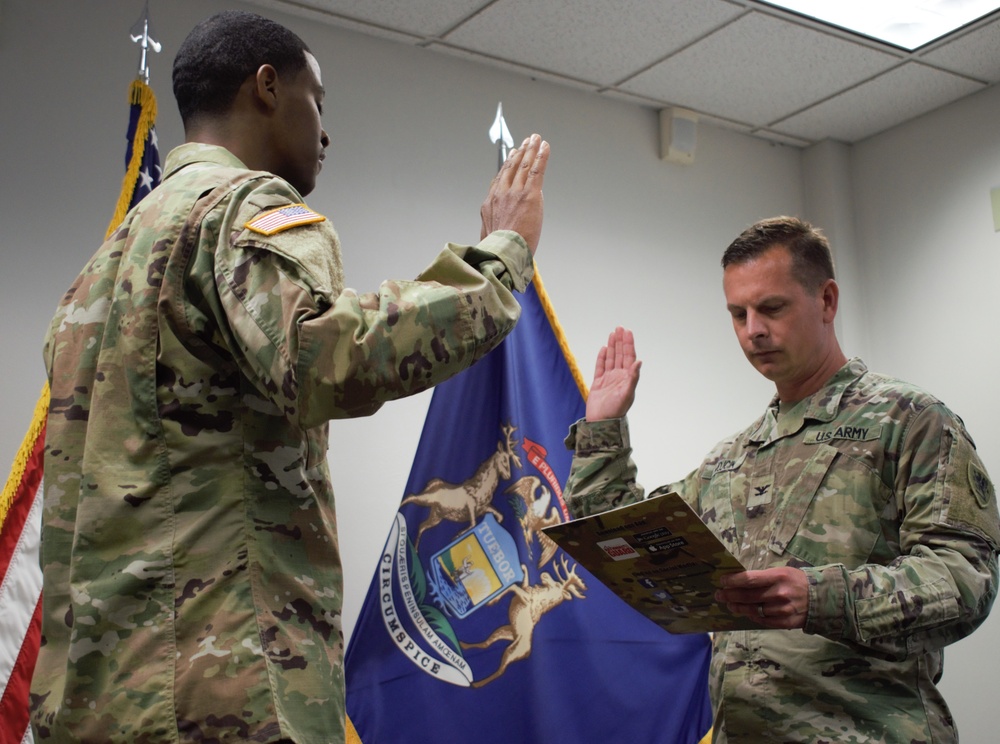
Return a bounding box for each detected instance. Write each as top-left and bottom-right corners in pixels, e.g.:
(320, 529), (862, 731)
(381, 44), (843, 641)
(461, 556), (587, 687)
(401, 423), (522, 550)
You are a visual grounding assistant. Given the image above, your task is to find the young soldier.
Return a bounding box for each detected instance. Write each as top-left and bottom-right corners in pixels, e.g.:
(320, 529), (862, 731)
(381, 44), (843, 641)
(33, 10), (549, 743)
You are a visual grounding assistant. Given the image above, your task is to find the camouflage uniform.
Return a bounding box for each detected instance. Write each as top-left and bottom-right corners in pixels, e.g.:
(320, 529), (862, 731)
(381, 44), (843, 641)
(33, 143), (534, 743)
(564, 359), (999, 743)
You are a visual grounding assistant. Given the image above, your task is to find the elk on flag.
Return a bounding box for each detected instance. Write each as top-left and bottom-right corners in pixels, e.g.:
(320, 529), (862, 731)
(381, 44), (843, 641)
(344, 269), (713, 743)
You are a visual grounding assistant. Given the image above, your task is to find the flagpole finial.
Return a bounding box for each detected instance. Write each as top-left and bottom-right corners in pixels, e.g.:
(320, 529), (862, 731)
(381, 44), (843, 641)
(130, 1), (161, 83)
(489, 102), (514, 173)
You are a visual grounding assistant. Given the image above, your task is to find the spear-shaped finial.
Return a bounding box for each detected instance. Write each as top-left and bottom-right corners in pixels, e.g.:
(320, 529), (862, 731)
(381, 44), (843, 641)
(130, 1), (162, 83)
(489, 102), (514, 173)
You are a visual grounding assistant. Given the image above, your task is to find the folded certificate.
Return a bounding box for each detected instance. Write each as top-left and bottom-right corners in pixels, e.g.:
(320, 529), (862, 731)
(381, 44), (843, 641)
(542, 490), (762, 633)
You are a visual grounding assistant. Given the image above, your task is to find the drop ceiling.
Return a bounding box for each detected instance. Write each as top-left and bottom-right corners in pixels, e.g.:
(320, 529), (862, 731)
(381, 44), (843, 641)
(245, 0), (1000, 147)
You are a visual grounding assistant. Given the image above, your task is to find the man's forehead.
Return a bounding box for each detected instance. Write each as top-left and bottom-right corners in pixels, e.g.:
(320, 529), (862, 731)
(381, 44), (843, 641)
(304, 51), (322, 87)
(723, 257), (802, 306)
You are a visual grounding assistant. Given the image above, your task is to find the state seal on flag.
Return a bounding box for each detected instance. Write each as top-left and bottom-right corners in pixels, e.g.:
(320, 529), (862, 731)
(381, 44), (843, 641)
(428, 514), (524, 619)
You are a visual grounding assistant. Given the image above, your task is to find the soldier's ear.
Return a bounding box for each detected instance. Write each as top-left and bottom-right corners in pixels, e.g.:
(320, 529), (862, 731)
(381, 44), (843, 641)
(820, 279), (838, 323)
(253, 64), (280, 112)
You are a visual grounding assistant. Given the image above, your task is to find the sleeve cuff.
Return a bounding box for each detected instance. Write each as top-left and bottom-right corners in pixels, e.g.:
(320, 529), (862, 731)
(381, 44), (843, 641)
(801, 564), (850, 640)
(477, 230), (534, 292)
(564, 417), (631, 455)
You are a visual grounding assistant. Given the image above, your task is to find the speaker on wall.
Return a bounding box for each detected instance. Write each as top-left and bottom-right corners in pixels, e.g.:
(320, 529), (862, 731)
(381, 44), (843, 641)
(659, 107), (698, 165)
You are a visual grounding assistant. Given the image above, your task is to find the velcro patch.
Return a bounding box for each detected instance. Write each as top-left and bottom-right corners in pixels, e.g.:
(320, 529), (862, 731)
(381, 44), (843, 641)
(804, 424), (882, 445)
(245, 204), (326, 235)
(970, 461), (995, 509)
(703, 454), (746, 479)
(748, 475), (774, 508)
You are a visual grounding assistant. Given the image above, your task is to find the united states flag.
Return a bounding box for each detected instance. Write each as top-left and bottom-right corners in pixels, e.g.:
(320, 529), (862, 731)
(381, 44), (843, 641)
(246, 204), (325, 235)
(0, 391), (45, 744)
(0, 75), (161, 744)
(106, 78), (161, 235)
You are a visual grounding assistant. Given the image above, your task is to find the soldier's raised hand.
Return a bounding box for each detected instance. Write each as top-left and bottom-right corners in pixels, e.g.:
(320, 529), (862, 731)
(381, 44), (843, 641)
(586, 327), (642, 422)
(480, 133), (549, 255)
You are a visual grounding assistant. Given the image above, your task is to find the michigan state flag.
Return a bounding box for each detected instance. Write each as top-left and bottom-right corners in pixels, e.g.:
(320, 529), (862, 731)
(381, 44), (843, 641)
(345, 272), (713, 743)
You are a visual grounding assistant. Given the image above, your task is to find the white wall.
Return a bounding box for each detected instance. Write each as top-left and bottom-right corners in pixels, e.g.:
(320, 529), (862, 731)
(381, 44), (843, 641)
(851, 82), (1000, 741)
(1, 0), (997, 739)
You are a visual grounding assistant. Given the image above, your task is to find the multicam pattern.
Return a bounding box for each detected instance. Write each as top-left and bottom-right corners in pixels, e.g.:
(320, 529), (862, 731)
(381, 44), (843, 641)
(33, 143), (533, 743)
(564, 359), (999, 743)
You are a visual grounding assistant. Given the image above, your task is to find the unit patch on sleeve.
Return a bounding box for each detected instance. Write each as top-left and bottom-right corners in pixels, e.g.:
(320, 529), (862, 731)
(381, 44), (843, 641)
(245, 203), (326, 235)
(970, 461), (995, 509)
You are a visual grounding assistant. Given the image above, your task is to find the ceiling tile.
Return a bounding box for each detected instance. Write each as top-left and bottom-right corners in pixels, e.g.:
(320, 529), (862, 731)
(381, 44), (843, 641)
(920, 17), (1000, 83)
(249, 0), (1000, 146)
(771, 62), (985, 143)
(248, 0), (491, 38)
(619, 11), (901, 127)
(442, 0), (746, 87)
(427, 43), (602, 94)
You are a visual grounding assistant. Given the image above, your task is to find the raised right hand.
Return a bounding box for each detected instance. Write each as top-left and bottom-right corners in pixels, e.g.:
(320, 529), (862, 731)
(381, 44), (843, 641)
(586, 327), (641, 422)
(479, 133), (549, 255)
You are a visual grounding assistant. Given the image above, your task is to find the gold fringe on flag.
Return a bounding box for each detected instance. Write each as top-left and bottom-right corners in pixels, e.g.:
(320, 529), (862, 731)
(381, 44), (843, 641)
(345, 713), (362, 744)
(105, 78), (158, 239)
(531, 263), (589, 401)
(0, 384), (49, 530)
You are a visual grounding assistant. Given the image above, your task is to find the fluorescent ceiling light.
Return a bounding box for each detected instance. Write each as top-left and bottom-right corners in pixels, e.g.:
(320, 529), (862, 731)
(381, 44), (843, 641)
(758, 0), (1000, 49)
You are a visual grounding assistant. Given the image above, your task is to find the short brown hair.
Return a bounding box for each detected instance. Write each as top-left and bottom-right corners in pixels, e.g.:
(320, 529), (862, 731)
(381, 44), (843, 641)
(722, 216), (835, 291)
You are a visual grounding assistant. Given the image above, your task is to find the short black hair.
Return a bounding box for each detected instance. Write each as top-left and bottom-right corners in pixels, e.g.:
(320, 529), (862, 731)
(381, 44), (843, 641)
(172, 10), (311, 125)
(722, 216), (835, 291)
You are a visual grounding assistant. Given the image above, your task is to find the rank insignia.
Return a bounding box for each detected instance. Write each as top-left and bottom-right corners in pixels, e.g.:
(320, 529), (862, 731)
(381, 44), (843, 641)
(245, 203), (326, 235)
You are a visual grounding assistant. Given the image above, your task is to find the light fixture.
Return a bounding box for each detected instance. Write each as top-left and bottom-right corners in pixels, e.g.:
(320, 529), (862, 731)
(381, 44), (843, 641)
(756, 0), (1000, 50)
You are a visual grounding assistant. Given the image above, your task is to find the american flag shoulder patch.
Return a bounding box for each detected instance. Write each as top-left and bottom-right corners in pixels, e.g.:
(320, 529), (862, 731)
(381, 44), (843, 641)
(245, 203), (326, 235)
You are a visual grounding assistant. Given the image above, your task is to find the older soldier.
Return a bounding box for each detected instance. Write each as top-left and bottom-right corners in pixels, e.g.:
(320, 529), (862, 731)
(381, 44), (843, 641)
(33, 10), (548, 744)
(564, 217), (999, 742)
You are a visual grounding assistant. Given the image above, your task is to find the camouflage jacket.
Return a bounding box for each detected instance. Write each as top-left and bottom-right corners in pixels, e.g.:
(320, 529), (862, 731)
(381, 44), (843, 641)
(33, 143), (534, 743)
(564, 359), (999, 743)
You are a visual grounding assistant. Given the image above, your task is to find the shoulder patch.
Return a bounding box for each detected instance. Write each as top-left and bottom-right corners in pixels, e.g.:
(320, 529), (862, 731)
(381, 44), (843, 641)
(970, 461), (995, 509)
(245, 203), (326, 235)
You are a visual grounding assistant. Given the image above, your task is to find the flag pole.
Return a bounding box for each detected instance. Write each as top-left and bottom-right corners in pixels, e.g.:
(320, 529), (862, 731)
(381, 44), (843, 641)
(106, 3), (161, 238)
(129, 0), (161, 85)
(489, 103), (588, 399)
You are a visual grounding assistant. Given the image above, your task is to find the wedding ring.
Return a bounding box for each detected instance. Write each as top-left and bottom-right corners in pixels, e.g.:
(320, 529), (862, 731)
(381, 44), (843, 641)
(757, 603), (765, 618)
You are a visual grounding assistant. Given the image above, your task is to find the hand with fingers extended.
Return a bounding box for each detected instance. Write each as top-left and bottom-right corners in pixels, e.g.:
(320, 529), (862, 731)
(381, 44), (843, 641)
(480, 133), (549, 255)
(586, 326), (642, 422)
(715, 567), (809, 630)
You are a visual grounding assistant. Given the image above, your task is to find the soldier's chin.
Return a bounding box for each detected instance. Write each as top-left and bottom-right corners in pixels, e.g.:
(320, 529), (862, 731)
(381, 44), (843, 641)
(748, 355), (780, 380)
(298, 176), (316, 198)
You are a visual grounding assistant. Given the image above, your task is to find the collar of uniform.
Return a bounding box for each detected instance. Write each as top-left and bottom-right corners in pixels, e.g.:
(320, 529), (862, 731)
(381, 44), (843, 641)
(745, 358), (868, 445)
(162, 142), (249, 181)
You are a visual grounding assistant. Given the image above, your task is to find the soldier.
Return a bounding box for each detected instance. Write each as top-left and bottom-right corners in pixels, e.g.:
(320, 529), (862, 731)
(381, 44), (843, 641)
(564, 216), (999, 742)
(32, 10), (548, 744)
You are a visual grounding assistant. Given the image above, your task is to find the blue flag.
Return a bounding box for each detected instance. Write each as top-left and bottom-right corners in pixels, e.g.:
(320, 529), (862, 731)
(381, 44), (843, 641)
(345, 274), (713, 743)
(106, 78), (161, 237)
